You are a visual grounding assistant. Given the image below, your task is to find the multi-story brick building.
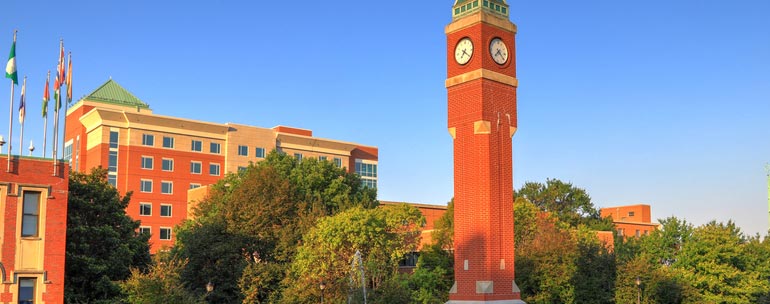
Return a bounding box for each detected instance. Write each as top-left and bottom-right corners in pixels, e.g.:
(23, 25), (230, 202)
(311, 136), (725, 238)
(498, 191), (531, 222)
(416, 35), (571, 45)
(64, 79), (378, 251)
(0, 157), (68, 303)
(601, 204), (661, 238)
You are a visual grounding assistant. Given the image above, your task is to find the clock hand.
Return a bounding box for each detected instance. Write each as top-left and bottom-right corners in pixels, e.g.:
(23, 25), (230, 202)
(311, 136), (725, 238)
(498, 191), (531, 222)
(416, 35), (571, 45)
(462, 50), (470, 58)
(495, 49), (502, 57)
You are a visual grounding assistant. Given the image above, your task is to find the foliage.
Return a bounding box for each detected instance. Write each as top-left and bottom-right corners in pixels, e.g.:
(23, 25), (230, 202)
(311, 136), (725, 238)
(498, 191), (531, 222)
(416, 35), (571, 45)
(172, 219), (248, 303)
(65, 168), (151, 304)
(283, 205), (424, 303)
(406, 244), (454, 303)
(431, 198), (453, 249)
(516, 178), (611, 230)
(571, 227), (615, 304)
(178, 151), (378, 302)
(675, 221), (770, 303)
(121, 254), (201, 304)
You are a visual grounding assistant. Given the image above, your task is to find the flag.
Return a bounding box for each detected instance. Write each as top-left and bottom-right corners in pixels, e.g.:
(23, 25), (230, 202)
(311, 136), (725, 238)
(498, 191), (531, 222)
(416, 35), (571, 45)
(18, 78), (25, 123)
(5, 38), (17, 85)
(54, 40), (64, 109)
(66, 52), (72, 103)
(42, 71), (50, 117)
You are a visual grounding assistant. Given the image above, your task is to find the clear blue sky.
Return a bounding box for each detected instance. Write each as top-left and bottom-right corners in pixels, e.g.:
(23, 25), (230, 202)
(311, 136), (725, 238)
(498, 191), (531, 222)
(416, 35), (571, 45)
(2, 1), (769, 235)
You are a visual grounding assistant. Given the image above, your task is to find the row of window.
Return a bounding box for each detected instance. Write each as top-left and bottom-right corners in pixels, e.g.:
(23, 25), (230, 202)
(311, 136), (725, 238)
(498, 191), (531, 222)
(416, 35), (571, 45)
(237, 146), (267, 158)
(616, 228), (650, 237)
(139, 202), (172, 217)
(141, 134), (222, 154)
(139, 226), (172, 240)
(140, 159), (221, 176)
(291, 153), (344, 167)
(140, 180), (176, 194)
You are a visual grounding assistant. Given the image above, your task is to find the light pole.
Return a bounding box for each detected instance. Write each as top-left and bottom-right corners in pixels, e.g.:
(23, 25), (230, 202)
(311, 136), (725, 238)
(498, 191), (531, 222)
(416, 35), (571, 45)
(635, 276), (641, 304)
(319, 281), (326, 304)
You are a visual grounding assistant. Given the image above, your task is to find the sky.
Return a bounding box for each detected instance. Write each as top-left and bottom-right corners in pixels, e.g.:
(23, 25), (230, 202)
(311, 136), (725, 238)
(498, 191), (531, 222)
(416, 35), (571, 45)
(1, 1), (768, 235)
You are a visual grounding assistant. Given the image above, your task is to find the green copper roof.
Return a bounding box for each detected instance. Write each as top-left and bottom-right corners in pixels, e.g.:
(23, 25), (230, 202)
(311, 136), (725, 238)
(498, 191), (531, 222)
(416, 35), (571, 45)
(81, 79), (150, 109)
(453, 0), (509, 20)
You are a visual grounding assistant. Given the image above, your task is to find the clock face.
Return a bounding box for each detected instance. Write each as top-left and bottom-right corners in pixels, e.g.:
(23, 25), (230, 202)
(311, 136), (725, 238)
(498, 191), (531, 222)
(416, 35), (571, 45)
(489, 38), (509, 65)
(454, 38), (473, 65)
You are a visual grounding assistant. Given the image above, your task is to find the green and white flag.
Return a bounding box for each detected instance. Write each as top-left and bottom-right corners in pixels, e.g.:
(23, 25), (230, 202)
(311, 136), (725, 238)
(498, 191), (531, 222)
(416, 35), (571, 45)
(5, 39), (17, 85)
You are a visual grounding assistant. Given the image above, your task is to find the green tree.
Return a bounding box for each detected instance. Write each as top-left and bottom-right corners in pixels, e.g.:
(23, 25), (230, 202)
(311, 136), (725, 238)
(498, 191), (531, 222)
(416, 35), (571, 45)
(172, 220), (247, 303)
(571, 227), (615, 304)
(283, 205), (424, 303)
(179, 151), (378, 302)
(675, 221), (769, 303)
(406, 244), (454, 304)
(121, 254), (201, 304)
(431, 199), (453, 249)
(65, 168), (151, 304)
(516, 178), (611, 230)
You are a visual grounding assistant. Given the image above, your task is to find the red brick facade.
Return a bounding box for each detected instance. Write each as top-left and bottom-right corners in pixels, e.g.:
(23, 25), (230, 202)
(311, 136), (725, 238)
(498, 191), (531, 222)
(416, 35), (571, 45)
(0, 157), (68, 303)
(446, 9), (522, 302)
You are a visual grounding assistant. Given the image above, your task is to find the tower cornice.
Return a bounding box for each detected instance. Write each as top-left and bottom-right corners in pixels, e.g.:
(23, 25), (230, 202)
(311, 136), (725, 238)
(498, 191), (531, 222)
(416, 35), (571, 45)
(446, 10), (517, 35)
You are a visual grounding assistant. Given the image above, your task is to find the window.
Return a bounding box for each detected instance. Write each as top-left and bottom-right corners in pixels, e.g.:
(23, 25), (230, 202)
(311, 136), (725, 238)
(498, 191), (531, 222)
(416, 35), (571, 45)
(355, 161), (377, 178)
(238, 145), (248, 156)
(159, 227), (172, 240)
(142, 134), (154, 146)
(162, 136), (175, 148)
(191, 140), (202, 152)
(139, 203), (152, 216)
(108, 175), (117, 187)
(238, 166), (247, 172)
(628, 211), (635, 217)
(160, 204), (172, 217)
(255, 147), (266, 158)
(190, 183), (201, 189)
(635, 230), (640, 237)
(141, 156), (153, 170)
(21, 192), (40, 237)
(161, 181), (173, 194)
(162, 158), (174, 171)
(109, 131), (119, 149)
(139, 226), (151, 236)
(399, 252), (419, 268)
(294, 153), (303, 161)
(64, 142), (73, 163)
(140, 180), (153, 193)
(210, 142), (221, 154)
(108, 151), (118, 172)
(355, 160), (377, 189)
(18, 278), (35, 304)
(210, 163), (220, 176)
(333, 157), (342, 167)
(190, 162), (202, 174)
(319, 156), (327, 161)
(617, 228), (624, 236)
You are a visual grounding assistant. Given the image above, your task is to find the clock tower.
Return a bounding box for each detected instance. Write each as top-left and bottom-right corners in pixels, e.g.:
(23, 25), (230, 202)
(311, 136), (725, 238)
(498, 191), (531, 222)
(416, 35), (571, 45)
(445, 0), (523, 303)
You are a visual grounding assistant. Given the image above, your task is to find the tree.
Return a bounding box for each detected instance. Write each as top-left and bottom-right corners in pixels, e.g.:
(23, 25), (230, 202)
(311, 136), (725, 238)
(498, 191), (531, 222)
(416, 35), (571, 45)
(431, 199), (453, 249)
(121, 254), (200, 304)
(283, 205), (424, 303)
(675, 221), (769, 303)
(65, 168), (151, 304)
(516, 178), (611, 230)
(406, 244), (454, 304)
(178, 151), (378, 302)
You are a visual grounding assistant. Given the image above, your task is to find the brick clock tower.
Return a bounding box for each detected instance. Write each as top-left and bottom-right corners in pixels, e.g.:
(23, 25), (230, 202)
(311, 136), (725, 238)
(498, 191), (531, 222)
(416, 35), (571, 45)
(445, 0), (524, 303)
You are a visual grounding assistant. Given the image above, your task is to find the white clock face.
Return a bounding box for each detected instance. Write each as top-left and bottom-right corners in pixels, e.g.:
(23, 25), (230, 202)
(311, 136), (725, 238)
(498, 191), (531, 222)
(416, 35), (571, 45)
(454, 38), (473, 65)
(490, 38), (509, 65)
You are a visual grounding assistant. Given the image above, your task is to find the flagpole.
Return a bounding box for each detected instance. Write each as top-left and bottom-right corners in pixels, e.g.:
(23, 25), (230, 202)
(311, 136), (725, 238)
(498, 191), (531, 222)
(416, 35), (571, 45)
(43, 70), (49, 158)
(18, 76), (25, 157)
(6, 30), (16, 172)
(52, 38), (62, 175)
(61, 51), (71, 163)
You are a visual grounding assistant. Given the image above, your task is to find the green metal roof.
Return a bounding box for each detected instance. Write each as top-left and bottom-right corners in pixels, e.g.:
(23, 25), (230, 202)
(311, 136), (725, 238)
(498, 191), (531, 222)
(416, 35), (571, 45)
(453, 0), (509, 20)
(80, 79), (150, 109)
